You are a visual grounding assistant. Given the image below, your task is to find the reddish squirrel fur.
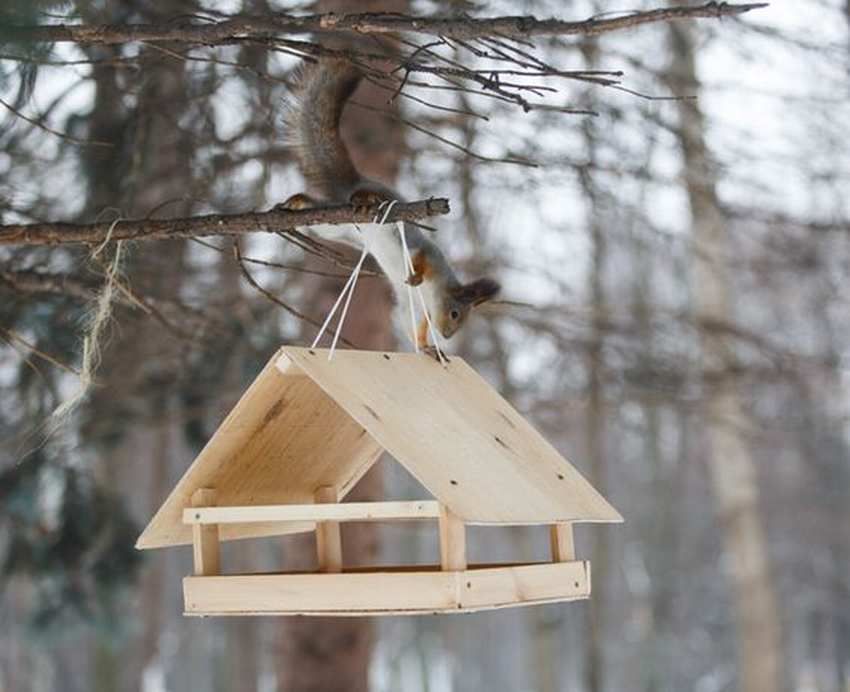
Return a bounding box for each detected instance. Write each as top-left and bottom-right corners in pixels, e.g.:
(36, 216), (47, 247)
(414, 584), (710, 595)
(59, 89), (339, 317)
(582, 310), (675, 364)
(282, 59), (500, 348)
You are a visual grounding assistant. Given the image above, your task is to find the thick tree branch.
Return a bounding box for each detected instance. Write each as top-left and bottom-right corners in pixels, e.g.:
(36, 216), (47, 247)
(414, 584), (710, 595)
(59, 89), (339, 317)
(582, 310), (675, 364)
(0, 199), (448, 247)
(9, 3), (768, 46)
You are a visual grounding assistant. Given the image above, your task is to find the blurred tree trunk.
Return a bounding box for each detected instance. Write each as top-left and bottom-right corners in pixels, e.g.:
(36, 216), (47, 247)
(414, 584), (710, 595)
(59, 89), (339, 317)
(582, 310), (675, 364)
(631, 109), (678, 691)
(579, 28), (609, 692)
(217, 12), (279, 688)
(666, 22), (783, 692)
(276, 2), (401, 690)
(80, 2), (197, 688)
(78, 19), (131, 692)
(846, 0), (850, 49)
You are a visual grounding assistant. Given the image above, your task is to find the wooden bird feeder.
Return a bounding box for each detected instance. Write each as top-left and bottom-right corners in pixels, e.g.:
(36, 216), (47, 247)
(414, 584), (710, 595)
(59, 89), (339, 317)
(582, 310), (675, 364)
(136, 347), (622, 616)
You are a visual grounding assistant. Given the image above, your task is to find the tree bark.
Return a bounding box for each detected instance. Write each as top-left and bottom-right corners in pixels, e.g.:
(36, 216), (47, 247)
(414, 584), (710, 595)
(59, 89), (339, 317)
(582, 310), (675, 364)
(77, 19), (133, 692)
(575, 25), (612, 692)
(9, 3), (767, 46)
(0, 198), (447, 246)
(276, 2), (402, 690)
(78, 3), (199, 687)
(666, 22), (783, 692)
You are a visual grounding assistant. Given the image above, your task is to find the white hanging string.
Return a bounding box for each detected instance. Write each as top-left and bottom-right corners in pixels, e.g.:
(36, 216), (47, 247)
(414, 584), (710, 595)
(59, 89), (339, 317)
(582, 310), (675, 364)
(396, 220), (448, 365)
(326, 244), (368, 359)
(310, 198), (448, 364)
(311, 199), (397, 360)
(310, 251), (361, 350)
(395, 219), (420, 354)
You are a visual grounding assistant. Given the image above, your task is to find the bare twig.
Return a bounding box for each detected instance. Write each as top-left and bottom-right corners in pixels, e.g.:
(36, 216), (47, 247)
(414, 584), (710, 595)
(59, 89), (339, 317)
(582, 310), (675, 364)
(232, 239), (358, 348)
(0, 95), (113, 147)
(189, 237), (380, 278)
(0, 325), (81, 376)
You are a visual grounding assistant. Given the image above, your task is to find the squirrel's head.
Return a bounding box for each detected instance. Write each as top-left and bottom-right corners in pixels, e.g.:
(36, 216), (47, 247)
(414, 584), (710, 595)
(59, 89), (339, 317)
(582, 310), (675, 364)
(438, 277), (501, 338)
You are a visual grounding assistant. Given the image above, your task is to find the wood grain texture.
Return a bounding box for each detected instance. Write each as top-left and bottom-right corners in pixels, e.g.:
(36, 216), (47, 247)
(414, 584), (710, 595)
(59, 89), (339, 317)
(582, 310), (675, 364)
(183, 500), (441, 524)
(138, 346), (621, 550)
(191, 489), (220, 576)
(281, 347), (623, 525)
(183, 561), (590, 616)
(550, 523), (575, 562)
(136, 349), (383, 548)
(314, 486), (342, 573)
(438, 505), (467, 571)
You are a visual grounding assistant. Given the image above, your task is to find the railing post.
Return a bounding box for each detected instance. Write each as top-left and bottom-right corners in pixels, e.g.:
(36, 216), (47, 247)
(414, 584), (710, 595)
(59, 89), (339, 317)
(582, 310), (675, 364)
(549, 522), (575, 562)
(438, 504), (467, 571)
(191, 488), (220, 575)
(314, 486), (343, 573)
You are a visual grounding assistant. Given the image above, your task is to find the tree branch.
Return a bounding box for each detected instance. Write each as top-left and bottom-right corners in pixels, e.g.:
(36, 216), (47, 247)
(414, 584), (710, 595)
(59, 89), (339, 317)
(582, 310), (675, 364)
(8, 3), (768, 46)
(0, 198), (449, 247)
(0, 268), (217, 338)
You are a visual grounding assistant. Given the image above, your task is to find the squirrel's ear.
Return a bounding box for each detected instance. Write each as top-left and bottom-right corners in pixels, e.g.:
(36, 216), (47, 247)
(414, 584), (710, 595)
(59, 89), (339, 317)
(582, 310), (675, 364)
(454, 277), (501, 308)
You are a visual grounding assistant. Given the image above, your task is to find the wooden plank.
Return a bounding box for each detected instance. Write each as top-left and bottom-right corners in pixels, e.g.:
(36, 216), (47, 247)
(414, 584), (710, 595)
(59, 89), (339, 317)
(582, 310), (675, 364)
(139, 345), (622, 551)
(282, 347), (623, 526)
(136, 348), (385, 549)
(191, 489), (220, 576)
(182, 561), (590, 616)
(221, 560), (560, 576)
(458, 562), (589, 610)
(550, 522), (575, 562)
(438, 505), (467, 571)
(183, 500), (441, 525)
(314, 486), (342, 573)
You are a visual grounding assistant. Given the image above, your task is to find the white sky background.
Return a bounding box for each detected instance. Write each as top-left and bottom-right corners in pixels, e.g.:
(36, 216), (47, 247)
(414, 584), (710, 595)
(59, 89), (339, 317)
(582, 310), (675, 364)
(2, 5), (849, 692)
(1, 2), (848, 396)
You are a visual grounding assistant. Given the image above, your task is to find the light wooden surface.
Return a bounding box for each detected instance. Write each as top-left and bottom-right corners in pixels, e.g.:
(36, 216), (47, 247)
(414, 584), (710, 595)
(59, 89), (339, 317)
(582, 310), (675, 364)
(314, 486), (342, 573)
(438, 505), (467, 571)
(550, 522), (575, 562)
(138, 346), (621, 550)
(182, 500), (441, 525)
(191, 489), (220, 576)
(183, 561), (590, 616)
(136, 349), (384, 549)
(281, 347), (622, 525)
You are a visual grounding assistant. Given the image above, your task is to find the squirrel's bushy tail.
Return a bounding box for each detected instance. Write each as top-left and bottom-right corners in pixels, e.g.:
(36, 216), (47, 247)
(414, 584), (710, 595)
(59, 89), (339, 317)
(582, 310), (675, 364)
(283, 59), (362, 201)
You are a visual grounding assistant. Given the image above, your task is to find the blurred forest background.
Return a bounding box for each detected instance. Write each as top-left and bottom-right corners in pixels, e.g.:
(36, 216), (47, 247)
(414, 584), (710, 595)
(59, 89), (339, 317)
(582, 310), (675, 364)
(1, 1), (849, 691)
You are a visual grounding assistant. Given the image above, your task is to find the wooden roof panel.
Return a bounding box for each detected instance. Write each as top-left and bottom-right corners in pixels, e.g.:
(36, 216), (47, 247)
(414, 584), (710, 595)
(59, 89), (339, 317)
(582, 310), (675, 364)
(136, 352), (383, 549)
(138, 346), (621, 550)
(280, 347), (622, 525)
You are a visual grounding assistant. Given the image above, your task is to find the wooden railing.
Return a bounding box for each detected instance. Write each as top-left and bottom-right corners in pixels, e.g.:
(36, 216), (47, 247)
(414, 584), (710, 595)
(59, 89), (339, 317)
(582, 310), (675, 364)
(183, 500), (442, 525)
(183, 487), (573, 578)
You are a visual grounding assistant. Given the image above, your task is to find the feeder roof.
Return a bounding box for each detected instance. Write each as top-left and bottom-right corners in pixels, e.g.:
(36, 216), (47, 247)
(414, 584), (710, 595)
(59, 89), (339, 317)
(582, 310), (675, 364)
(137, 347), (621, 550)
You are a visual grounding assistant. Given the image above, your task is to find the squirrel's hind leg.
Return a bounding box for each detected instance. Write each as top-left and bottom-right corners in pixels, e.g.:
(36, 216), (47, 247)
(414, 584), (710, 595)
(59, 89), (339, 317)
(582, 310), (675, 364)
(416, 317), (431, 350)
(405, 250), (428, 286)
(390, 306), (446, 361)
(277, 193), (319, 211)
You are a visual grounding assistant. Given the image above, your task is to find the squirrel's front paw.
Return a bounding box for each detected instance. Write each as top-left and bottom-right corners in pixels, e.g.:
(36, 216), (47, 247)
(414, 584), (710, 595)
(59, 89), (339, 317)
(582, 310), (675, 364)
(349, 189), (391, 215)
(405, 271), (424, 287)
(421, 345), (448, 363)
(276, 193), (317, 212)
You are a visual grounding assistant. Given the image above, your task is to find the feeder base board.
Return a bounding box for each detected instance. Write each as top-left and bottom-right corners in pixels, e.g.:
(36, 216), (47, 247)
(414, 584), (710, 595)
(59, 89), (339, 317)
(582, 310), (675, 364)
(183, 561), (590, 616)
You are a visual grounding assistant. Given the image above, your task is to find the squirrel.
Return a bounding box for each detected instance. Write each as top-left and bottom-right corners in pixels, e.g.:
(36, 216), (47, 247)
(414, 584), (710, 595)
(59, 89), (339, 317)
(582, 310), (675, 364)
(281, 58), (500, 350)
